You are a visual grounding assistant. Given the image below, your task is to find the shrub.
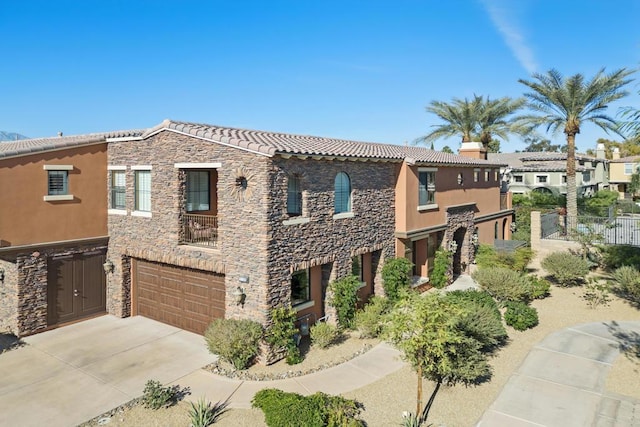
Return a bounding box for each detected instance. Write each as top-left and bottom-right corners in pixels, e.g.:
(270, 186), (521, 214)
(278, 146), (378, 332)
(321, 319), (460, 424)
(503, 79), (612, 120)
(541, 251), (590, 286)
(252, 388), (364, 427)
(582, 278), (612, 309)
(449, 297), (507, 351)
(474, 244), (498, 269)
(430, 249), (452, 289)
(444, 290), (501, 320)
(142, 379), (178, 410)
(188, 397), (227, 427)
(265, 306), (302, 365)
(504, 302), (538, 331)
(600, 245), (640, 270)
(471, 267), (532, 302)
(329, 276), (361, 329)
(310, 322), (339, 349)
(205, 318), (263, 370)
(512, 247), (534, 272)
(381, 257), (413, 302)
(353, 296), (389, 338)
(524, 275), (551, 300)
(474, 245), (533, 272)
(612, 265), (640, 303)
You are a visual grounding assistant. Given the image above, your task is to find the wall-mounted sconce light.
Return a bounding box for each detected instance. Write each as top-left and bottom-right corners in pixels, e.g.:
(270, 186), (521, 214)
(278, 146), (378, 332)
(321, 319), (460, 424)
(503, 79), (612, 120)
(233, 286), (246, 306)
(103, 260), (114, 275)
(457, 173), (464, 186)
(471, 229), (479, 246)
(0, 268), (4, 282)
(510, 223), (517, 232)
(238, 275), (250, 284)
(448, 240), (458, 253)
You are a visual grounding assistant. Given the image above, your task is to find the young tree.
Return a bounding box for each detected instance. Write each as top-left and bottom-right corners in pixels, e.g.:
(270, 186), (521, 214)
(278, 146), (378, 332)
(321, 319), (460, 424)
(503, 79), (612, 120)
(441, 145), (454, 154)
(522, 136), (564, 152)
(518, 68), (635, 219)
(385, 293), (491, 422)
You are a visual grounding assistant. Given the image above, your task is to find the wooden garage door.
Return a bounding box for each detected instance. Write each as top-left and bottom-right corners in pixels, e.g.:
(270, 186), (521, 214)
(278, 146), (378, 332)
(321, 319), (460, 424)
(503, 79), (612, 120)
(133, 259), (225, 335)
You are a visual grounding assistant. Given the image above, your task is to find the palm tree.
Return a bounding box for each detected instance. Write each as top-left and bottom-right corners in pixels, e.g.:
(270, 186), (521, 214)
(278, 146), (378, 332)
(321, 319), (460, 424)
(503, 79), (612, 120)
(518, 68), (634, 219)
(478, 96), (527, 148)
(416, 96), (483, 144)
(417, 95), (526, 151)
(619, 88), (640, 142)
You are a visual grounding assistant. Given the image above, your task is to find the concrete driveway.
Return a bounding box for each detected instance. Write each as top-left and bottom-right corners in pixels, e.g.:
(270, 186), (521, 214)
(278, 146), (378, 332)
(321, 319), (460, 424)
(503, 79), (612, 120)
(0, 315), (216, 427)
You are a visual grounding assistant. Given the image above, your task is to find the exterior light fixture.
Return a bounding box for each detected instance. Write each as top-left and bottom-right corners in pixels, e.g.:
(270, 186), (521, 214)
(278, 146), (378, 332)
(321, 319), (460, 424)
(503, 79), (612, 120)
(0, 268), (4, 282)
(233, 286), (246, 306)
(510, 223), (517, 232)
(457, 173), (464, 186)
(103, 260), (114, 274)
(471, 230), (479, 246)
(238, 275), (249, 284)
(448, 240), (458, 252)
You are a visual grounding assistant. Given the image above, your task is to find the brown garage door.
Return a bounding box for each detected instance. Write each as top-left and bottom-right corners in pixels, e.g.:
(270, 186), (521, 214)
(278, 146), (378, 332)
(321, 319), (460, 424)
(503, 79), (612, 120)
(133, 259), (225, 335)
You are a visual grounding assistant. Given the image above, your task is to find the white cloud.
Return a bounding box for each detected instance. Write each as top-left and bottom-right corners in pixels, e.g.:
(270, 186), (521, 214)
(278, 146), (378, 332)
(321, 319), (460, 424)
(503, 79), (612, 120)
(480, 0), (538, 74)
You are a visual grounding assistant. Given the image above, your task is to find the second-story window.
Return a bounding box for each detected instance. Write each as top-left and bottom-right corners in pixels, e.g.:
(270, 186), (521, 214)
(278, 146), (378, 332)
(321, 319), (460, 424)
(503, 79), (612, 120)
(334, 172), (351, 214)
(186, 171), (210, 212)
(135, 170), (151, 212)
(624, 163), (634, 175)
(110, 171), (126, 209)
(418, 169), (436, 206)
(287, 175), (302, 216)
(48, 170), (68, 195)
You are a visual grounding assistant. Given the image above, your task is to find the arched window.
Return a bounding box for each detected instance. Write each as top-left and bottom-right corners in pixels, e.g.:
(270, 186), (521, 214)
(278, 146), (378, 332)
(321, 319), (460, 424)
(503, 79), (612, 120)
(334, 172), (351, 214)
(494, 221), (499, 239)
(287, 175), (302, 216)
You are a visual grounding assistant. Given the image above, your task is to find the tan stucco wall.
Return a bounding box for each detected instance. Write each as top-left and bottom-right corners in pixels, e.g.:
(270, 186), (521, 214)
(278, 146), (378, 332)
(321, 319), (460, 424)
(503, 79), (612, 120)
(610, 162), (636, 183)
(395, 163), (502, 233)
(0, 144), (108, 247)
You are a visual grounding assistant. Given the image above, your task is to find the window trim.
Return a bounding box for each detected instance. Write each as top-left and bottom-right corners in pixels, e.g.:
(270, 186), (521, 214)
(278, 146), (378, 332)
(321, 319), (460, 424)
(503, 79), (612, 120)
(134, 169), (152, 215)
(418, 167), (437, 210)
(535, 174), (549, 184)
(43, 165), (73, 201)
(624, 163), (635, 175)
(291, 268), (312, 307)
(287, 174), (303, 217)
(110, 169), (127, 211)
(473, 168), (480, 182)
(186, 170), (210, 212)
(484, 169), (490, 182)
(513, 175), (524, 183)
(334, 172), (352, 214)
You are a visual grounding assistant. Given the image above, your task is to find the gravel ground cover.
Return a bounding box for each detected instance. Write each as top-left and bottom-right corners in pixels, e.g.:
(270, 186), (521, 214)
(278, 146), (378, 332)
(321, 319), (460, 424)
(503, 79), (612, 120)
(81, 260), (640, 427)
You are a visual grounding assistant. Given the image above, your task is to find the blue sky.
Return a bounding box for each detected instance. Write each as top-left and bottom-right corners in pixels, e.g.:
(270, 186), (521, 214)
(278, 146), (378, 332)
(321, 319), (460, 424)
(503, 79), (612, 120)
(1, 0), (639, 152)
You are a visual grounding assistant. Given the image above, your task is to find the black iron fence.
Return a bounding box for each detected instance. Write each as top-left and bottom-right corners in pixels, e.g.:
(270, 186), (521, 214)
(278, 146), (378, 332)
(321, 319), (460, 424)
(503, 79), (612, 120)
(543, 214), (640, 247)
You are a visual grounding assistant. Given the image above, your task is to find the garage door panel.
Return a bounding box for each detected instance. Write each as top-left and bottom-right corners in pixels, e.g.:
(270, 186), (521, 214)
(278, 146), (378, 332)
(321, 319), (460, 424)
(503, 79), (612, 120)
(134, 259), (226, 335)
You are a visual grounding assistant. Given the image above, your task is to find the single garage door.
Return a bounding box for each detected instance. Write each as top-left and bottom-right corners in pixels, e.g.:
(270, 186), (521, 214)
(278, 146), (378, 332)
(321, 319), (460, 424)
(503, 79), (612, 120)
(133, 259), (225, 335)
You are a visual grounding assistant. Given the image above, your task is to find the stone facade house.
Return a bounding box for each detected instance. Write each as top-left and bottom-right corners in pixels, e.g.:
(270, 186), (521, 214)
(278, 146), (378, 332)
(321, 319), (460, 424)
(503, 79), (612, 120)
(489, 145), (609, 198)
(0, 130), (143, 335)
(1, 120), (512, 338)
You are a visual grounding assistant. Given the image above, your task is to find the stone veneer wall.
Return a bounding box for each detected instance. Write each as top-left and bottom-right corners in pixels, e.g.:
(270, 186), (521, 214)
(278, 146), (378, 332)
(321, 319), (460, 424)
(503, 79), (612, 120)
(267, 157), (397, 318)
(445, 205), (476, 277)
(107, 131), (271, 323)
(0, 259), (18, 333)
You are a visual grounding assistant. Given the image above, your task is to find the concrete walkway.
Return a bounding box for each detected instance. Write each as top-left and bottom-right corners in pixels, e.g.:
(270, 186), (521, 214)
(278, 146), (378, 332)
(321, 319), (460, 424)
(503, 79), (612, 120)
(478, 321), (640, 427)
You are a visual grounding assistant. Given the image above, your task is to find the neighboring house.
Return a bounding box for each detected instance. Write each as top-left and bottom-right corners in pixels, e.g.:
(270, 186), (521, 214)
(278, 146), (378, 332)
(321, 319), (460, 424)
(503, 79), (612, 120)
(0, 121), (512, 338)
(609, 149), (640, 199)
(489, 144), (609, 198)
(0, 130), (143, 335)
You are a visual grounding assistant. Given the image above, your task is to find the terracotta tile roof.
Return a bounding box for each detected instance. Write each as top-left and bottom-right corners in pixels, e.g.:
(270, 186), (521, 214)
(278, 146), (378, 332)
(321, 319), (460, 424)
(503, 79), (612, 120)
(0, 129), (144, 159)
(488, 151), (602, 172)
(143, 120), (505, 167)
(611, 155), (640, 163)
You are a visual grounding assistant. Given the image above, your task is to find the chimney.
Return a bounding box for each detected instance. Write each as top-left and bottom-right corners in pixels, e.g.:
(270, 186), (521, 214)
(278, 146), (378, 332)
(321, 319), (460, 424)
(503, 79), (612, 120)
(612, 147), (620, 160)
(596, 143), (606, 159)
(458, 142), (487, 160)
(58, 132), (63, 137)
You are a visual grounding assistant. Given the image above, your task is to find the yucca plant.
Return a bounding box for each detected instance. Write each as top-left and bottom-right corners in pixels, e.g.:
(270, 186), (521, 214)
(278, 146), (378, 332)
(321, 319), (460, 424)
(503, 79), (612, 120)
(188, 397), (227, 427)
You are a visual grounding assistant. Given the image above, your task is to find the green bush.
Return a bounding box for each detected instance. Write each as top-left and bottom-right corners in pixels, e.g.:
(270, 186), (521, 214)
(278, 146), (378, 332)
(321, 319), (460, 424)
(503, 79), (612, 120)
(205, 318), (263, 370)
(612, 265), (640, 303)
(524, 275), (551, 300)
(474, 245), (499, 270)
(446, 291), (507, 351)
(329, 276), (361, 329)
(188, 397), (227, 427)
(252, 388), (364, 427)
(265, 306), (301, 365)
(512, 247), (534, 272)
(600, 245), (640, 269)
(541, 251), (590, 286)
(474, 244), (533, 273)
(310, 322), (339, 349)
(381, 257), (413, 302)
(142, 379), (178, 410)
(504, 302), (538, 331)
(353, 296), (389, 338)
(472, 267), (532, 302)
(429, 249), (452, 289)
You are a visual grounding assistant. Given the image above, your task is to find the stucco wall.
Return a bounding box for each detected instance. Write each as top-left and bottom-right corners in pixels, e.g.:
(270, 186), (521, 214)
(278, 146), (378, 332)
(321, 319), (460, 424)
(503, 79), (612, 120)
(0, 144), (108, 247)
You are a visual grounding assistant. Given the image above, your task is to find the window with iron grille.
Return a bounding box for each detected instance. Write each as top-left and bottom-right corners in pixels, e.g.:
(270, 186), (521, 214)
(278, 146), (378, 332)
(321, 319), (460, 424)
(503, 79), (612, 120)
(48, 170), (68, 195)
(287, 175), (302, 216)
(110, 171), (126, 209)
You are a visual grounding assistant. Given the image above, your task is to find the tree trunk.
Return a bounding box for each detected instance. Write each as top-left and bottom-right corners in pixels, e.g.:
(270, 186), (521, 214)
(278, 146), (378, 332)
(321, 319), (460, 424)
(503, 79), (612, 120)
(420, 380), (442, 422)
(416, 364), (422, 416)
(566, 133), (578, 220)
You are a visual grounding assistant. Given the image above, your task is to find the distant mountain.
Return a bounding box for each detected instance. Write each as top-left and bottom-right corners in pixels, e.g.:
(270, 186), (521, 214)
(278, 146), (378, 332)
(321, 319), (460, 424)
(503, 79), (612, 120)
(0, 131), (29, 141)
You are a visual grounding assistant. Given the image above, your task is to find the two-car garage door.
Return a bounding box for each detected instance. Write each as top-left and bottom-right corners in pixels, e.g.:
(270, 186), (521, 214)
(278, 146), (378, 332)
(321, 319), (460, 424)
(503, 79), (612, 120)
(133, 259), (225, 335)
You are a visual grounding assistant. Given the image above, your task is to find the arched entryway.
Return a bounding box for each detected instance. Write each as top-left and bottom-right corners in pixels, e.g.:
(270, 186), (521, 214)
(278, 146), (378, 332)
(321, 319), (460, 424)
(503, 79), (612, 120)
(452, 227), (466, 276)
(502, 218), (509, 239)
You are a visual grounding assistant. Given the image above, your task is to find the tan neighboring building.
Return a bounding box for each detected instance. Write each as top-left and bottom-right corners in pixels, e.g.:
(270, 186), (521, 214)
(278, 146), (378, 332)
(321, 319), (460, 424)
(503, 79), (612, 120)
(609, 148), (640, 199)
(0, 130), (142, 335)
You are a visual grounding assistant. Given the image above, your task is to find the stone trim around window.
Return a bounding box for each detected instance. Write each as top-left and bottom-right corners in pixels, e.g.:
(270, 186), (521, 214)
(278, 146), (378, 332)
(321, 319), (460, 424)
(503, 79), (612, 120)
(108, 209), (127, 216)
(333, 212), (355, 220)
(283, 216), (311, 226)
(43, 194), (74, 201)
(417, 203), (439, 211)
(131, 211), (152, 218)
(294, 300), (315, 312)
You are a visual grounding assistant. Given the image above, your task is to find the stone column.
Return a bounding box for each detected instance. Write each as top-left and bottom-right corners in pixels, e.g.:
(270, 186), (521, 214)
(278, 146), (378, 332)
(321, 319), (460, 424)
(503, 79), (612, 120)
(530, 211), (541, 252)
